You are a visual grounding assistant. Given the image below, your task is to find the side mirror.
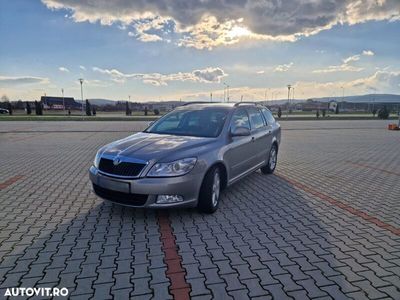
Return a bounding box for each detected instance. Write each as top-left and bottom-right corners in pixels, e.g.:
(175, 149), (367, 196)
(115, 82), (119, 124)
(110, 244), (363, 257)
(231, 126), (251, 137)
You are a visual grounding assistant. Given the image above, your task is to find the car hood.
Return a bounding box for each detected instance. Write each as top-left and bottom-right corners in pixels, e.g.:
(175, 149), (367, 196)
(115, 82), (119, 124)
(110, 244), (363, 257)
(101, 132), (216, 162)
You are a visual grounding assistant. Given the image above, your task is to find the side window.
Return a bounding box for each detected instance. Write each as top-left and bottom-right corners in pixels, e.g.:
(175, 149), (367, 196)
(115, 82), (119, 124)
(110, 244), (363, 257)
(247, 108), (265, 130)
(231, 109), (250, 131)
(261, 108), (275, 125)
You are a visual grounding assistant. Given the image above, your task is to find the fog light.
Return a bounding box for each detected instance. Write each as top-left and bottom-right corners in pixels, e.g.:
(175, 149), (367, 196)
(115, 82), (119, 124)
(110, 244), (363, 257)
(156, 195), (184, 204)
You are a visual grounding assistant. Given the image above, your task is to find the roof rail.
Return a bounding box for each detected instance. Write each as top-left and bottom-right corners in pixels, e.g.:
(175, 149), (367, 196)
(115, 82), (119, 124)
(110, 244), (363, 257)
(181, 101), (216, 106)
(234, 102), (258, 107)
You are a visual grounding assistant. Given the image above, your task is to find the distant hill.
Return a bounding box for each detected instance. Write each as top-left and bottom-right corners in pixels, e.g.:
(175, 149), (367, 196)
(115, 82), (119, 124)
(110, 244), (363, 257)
(86, 99), (117, 106)
(80, 94), (400, 106)
(309, 94), (400, 103)
(270, 93), (400, 105)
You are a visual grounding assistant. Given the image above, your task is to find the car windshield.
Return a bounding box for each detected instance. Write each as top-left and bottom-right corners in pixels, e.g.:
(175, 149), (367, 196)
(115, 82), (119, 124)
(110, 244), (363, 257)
(146, 108), (229, 138)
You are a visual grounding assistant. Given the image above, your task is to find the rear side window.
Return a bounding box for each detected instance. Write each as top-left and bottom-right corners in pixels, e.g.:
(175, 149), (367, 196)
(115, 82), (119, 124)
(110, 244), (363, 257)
(247, 108), (265, 129)
(261, 108), (275, 125)
(231, 109), (250, 131)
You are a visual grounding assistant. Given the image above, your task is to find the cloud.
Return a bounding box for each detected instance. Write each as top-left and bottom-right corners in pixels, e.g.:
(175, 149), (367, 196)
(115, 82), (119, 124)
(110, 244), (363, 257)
(362, 50), (375, 56)
(343, 54), (361, 64)
(0, 75), (49, 86)
(92, 66), (227, 86)
(274, 63), (294, 72)
(313, 64), (364, 74)
(177, 70), (400, 102)
(313, 49), (375, 73)
(79, 65), (86, 70)
(76, 78), (110, 87)
(59, 67), (70, 72)
(256, 70), (265, 74)
(41, 0), (400, 49)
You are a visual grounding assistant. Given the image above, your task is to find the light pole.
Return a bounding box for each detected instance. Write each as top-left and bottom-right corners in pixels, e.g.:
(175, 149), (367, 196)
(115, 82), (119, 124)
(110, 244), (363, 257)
(79, 78), (84, 117)
(61, 88), (65, 115)
(264, 89), (268, 106)
(292, 87), (295, 111)
(341, 86), (344, 103)
(287, 85), (292, 118)
(223, 82), (230, 102)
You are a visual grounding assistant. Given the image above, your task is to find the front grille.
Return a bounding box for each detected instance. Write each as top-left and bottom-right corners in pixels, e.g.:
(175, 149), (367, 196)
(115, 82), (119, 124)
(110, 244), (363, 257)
(93, 184), (148, 206)
(99, 158), (146, 177)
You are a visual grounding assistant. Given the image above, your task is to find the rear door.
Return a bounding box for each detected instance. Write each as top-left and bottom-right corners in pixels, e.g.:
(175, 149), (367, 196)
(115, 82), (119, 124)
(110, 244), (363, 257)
(247, 107), (270, 166)
(260, 107), (276, 148)
(224, 108), (256, 181)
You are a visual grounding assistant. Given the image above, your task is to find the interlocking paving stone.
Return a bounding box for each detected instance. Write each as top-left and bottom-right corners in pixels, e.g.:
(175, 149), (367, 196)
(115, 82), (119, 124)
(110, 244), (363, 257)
(0, 120), (399, 299)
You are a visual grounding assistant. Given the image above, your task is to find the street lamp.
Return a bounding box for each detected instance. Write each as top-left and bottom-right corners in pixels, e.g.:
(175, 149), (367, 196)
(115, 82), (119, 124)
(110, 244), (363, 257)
(292, 87), (295, 111)
(61, 88), (65, 115)
(79, 78), (84, 117)
(223, 82), (230, 102)
(264, 88), (268, 105)
(287, 85), (292, 118)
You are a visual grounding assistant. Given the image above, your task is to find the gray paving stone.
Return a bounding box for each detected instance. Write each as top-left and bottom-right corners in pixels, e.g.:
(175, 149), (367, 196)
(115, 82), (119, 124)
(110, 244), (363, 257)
(1, 121), (400, 299)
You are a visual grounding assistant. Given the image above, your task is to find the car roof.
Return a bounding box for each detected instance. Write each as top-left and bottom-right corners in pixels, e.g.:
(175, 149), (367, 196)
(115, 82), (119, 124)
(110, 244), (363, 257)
(177, 102), (266, 110)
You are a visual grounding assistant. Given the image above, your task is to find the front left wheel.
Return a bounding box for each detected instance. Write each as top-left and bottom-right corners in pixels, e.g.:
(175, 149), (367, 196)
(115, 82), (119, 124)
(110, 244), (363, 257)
(198, 166), (221, 213)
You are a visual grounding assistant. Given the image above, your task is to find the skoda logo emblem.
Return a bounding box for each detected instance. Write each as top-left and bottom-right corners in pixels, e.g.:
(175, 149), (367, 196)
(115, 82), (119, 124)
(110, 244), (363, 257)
(113, 157), (121, 166)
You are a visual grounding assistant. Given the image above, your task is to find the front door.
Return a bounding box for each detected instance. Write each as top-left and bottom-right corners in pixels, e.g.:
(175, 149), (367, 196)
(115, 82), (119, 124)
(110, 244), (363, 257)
(224, 109), (256, 181)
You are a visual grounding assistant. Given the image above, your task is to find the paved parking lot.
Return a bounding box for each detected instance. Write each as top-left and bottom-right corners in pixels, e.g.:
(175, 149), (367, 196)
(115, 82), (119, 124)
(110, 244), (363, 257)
(0, 120), (399, 299)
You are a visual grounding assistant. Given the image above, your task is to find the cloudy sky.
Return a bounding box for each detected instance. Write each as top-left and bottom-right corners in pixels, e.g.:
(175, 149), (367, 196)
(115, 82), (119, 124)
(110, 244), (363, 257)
(1, 0), (400, 102)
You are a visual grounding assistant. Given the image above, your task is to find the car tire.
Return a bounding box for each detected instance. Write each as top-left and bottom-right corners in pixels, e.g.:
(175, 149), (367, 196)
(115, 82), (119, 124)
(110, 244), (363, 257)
(198, 166), (221, 213)
(261, 144), (278, 174)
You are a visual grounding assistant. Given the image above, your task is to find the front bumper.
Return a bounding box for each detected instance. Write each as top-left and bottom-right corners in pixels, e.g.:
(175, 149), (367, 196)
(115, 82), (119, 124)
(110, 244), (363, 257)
(89, 166), (202, 208)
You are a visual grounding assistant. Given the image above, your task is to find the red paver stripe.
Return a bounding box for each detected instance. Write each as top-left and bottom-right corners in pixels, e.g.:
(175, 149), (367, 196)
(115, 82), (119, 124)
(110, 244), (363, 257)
(157, 212), (191, 300)
(347, 161), (400, 177)
(276, 174), (400, 236)
(0, 175), (24, 190)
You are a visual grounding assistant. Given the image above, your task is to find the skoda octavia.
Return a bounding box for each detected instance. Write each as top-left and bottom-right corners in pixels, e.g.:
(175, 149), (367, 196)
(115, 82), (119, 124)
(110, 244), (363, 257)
(89, 102), (281, 213)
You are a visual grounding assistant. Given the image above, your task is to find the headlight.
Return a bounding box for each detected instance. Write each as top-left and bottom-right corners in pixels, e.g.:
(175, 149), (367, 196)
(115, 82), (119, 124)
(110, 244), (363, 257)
(93, 151), (101, 168)
(148, 158), (197, 177)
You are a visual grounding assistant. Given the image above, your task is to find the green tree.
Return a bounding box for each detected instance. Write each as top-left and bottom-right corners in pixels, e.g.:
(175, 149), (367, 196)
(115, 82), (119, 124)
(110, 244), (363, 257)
(1, 95), (9, 103)
(316, 109), (320, 118)
(38, 101), (43, 115)
(86, 100), (92, 116)
(7, 102), (13, 115)
(144, 106), (148, 116)
(153, 108), (160, 115)
(378, 106), (389, 119)
(26, 102), (32, 115)
(125, 101), (131, 116)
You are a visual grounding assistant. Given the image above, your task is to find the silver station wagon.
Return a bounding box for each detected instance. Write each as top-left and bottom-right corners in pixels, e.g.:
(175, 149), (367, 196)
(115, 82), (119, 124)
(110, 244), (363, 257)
(89, 102), (281, 213)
